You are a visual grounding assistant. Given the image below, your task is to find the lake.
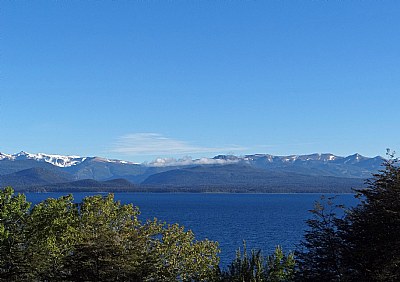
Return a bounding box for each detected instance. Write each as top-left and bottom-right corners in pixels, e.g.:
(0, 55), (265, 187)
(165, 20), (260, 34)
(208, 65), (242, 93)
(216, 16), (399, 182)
(25, 192), (359, 267)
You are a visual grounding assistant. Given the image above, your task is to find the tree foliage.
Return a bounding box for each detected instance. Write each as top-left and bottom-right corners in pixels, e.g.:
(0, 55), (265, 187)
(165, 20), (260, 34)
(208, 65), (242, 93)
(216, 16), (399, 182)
(295, 197), (348, 281)
(296, 151), (400, 281)
(221, 242), (295, 282)
(0, 189), (220, 281)
(0, 186), (30, 281)
(343, 152), (400, 281)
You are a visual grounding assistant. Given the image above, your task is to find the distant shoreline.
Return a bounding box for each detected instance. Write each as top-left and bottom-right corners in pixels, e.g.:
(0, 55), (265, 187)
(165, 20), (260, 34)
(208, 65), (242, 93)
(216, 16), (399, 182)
(23, 190), (357, 195)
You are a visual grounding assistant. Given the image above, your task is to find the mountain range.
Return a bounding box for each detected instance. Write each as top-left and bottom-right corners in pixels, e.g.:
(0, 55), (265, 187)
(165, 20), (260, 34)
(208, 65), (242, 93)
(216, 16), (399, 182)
(0, 151), (385, 193)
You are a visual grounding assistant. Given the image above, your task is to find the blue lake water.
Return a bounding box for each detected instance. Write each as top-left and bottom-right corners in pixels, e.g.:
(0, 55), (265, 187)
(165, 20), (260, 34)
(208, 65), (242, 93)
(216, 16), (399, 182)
(25, 192), (359, 267)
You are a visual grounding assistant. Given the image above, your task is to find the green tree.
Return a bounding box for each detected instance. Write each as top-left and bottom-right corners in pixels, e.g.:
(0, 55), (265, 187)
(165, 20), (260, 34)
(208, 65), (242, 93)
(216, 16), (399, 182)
(343, 152), (400, 281)
(295, 150), (400, 281)
(222, 242), (295, 282)
(0, 189), (221, 281)
(26, 194), (79, 280)
(222, 242), (267, 282)
(0, 187), (30, 281)
(148, 220), (220, 281)
(267, 245), (295, 282)
(63, 194), (151, 281)
(295, 196), (347, 281)
(62, 194), (220, 281)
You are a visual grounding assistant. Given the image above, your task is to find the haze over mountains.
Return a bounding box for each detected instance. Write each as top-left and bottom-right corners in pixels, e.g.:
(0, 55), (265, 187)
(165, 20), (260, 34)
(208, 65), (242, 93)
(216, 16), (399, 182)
(0, 151), (385, 193)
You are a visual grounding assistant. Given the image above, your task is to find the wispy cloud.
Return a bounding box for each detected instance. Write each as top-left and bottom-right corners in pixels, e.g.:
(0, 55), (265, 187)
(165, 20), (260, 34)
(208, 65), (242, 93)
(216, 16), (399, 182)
(145, 156), (240, 167)
(111, 133), (247, 156)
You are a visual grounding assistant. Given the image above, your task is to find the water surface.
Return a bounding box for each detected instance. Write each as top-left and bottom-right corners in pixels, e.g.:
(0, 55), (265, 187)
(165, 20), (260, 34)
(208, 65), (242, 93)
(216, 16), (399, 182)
(26, 192), (359, 266)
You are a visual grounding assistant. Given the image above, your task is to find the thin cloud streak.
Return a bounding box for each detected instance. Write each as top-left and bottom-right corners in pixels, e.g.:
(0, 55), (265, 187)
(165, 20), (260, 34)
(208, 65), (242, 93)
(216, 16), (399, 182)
(111, 133), (247, 156)
(145, 156), (240, 167)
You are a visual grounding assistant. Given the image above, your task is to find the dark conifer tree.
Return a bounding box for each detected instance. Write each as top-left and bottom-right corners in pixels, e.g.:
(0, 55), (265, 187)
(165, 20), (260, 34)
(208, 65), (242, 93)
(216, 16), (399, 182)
(295, 196), (348, 281)
(296, 150), (400, 281)
(344, 151), (400, 281)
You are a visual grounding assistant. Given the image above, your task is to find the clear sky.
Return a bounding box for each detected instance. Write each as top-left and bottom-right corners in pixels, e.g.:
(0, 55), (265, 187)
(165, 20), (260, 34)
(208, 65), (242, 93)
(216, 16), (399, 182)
(1, 1), (399, 162)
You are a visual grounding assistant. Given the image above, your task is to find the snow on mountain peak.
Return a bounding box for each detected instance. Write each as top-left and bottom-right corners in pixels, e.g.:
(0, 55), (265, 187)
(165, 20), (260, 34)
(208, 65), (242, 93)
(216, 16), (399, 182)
(92, 157), (138, 165)
(0, 151), (380, 169)
(0, 152), (12, 161)
(0, 151), (87, 167)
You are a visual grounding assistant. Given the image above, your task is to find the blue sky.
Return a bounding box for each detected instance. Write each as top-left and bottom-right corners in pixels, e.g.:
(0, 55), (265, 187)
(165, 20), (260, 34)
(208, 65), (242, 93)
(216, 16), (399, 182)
(1, 1), (399, 162)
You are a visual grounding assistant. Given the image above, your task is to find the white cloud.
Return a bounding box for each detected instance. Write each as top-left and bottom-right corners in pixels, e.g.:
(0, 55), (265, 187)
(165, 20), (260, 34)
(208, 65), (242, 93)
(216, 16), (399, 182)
(145, 156), (240, 167)
(111, 133), (247, 156)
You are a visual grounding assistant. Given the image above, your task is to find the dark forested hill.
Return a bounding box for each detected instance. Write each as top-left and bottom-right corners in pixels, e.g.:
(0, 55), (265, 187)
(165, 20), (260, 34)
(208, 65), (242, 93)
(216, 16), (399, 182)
(141, 164), (364, 193)
(30, 178), (138, 192)
(0, 167), (73, 189)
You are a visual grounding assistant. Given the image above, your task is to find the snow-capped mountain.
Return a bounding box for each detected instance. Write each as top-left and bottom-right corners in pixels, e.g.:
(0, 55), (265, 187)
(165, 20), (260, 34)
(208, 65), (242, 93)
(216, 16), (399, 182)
(0, 151), (383, 169)
(0, 151), (140, 168)
(214, 153), (372, 165)
(0, 151), (87, 167)
(0, 153), (13, 161)
(0, 151), (386, 193)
